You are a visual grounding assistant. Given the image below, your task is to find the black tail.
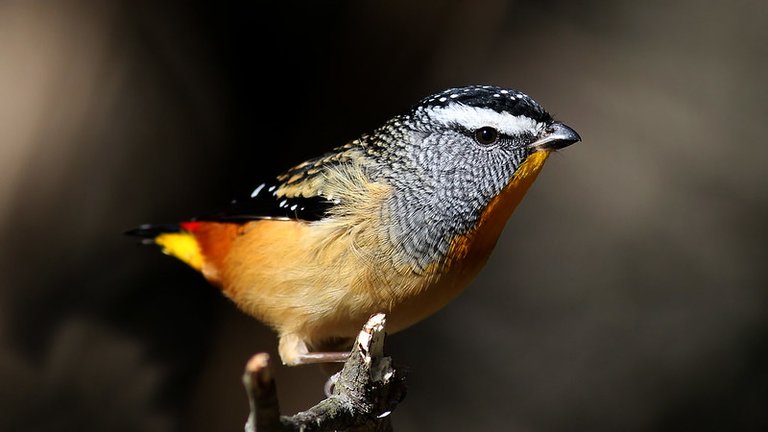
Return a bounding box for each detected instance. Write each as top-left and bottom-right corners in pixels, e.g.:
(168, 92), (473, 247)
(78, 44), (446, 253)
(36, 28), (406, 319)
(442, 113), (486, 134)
(124, 223), (180, 245)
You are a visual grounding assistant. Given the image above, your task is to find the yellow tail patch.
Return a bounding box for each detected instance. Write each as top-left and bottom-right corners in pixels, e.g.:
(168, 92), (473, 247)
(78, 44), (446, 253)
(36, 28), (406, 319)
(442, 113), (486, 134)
(155, 232), (204, 271)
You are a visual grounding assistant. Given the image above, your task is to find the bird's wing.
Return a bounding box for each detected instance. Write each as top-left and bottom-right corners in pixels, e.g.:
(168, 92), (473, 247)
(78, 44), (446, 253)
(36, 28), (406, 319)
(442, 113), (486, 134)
(198, 144), (361, 223)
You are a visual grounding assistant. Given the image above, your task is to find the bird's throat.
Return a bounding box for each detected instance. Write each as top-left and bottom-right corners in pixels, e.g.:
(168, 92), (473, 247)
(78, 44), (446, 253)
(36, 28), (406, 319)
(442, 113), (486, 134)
(449, 150), (551, 261)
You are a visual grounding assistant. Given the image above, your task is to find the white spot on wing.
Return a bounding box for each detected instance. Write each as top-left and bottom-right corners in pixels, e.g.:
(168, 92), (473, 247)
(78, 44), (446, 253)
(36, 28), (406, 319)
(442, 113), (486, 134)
(250, 183), (266, 197)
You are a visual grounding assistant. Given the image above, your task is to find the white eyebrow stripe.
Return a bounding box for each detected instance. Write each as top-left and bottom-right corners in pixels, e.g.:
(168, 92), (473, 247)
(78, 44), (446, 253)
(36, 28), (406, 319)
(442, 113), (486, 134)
(429, 104), (539, 136)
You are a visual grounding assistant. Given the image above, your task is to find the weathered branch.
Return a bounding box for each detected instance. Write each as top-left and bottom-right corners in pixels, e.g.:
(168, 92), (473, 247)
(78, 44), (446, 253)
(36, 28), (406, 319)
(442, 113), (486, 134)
(243, 353), (282, 431)
(243, 313), (407, 432)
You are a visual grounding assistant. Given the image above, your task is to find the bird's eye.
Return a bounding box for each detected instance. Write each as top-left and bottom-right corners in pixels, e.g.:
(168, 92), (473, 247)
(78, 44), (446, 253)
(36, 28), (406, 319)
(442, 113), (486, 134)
(474, 127), (499, 145)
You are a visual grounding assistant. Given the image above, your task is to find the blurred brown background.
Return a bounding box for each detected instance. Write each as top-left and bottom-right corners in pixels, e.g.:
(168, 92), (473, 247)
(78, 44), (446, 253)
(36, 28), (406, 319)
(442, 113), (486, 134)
(0, 0), (765, 430)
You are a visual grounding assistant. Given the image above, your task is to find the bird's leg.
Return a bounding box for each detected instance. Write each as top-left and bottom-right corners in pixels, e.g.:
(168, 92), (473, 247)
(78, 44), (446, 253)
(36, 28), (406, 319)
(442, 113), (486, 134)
(296, 352), (350, 364)
(278, 333), (350, 366)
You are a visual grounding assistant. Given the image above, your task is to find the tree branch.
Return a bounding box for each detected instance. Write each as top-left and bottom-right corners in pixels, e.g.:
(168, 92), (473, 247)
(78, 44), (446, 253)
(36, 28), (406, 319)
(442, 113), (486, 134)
(243, 313), (407, 432)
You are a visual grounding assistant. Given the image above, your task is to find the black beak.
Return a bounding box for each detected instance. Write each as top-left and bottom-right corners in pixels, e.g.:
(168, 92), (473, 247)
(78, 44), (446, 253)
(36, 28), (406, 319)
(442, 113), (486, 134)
(530, 121), (581, 151)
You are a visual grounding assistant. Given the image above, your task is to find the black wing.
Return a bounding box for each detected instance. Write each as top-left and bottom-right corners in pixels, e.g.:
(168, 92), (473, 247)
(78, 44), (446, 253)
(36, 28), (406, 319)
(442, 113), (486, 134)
(196, 181), (335, 223)
(195, 143), (364, 223)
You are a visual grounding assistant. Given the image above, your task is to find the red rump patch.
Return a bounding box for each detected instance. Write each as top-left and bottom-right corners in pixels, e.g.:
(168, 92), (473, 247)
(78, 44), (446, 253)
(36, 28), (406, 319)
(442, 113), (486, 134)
(178, 221), (241, 285)
(180, 221), (202, 232)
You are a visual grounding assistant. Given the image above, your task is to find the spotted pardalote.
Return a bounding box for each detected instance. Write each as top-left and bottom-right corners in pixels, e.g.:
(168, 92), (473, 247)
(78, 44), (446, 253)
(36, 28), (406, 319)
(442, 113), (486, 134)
(128, 85), (580, 365)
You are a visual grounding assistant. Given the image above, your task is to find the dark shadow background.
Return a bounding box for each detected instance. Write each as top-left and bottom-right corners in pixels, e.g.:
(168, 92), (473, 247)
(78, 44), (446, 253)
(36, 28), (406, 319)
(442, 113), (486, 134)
(0, 1), (766, 430)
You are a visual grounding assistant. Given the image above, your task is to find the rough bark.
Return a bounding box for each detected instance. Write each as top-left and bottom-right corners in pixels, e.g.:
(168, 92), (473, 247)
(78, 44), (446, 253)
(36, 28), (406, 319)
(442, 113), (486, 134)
(243, 313), (407, 431)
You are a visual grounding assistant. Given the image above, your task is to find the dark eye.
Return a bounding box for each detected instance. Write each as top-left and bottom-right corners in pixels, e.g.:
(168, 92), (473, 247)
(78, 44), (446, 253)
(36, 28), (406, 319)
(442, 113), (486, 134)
(474, 127), (499, 145)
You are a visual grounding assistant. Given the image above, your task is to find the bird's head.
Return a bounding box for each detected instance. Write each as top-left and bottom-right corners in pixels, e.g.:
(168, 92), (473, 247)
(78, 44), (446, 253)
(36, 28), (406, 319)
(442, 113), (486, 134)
(365, 85), (580, 269)
(381, 85), (579, 180)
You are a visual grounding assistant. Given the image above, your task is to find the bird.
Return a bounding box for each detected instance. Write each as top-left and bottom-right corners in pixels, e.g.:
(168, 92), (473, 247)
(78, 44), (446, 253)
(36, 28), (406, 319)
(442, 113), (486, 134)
(127, 85), (580, 366)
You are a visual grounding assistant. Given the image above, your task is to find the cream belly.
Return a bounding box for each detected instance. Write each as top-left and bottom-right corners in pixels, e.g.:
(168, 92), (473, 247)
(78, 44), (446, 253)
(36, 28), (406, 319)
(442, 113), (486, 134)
(217, 217), (463, 345)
